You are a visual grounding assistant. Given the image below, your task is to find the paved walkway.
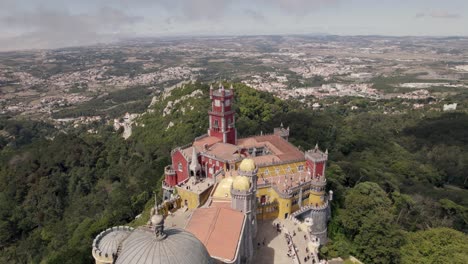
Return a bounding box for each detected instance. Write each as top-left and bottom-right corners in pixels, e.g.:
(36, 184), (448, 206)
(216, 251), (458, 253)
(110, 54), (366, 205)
(280, 218), (321, 264)
(164, 207), (193, 228)
(253, 219), (293, 264)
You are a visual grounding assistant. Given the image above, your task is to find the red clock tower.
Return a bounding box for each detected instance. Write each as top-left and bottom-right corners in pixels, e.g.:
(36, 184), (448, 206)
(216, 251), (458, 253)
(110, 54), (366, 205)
(208, 83), (237, 145)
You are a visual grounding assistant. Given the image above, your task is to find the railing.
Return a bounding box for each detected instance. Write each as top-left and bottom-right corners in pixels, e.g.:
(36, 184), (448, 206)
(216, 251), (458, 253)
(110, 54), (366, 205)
(310, 178), (326, 187)
(257, 200), (278, 207)
(257, 181), (273, 189)
(291, 201), (329, 217)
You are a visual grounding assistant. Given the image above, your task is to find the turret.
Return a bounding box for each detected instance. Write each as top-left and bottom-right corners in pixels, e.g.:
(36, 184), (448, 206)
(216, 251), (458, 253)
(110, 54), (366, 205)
(305, 144), (328, 179)
(189, 148), (201, 177)
(273, 122), (290, 141)
(304, 144), (330, 245)
(208, 83), (236, 144)
(231, 158), (258, 263)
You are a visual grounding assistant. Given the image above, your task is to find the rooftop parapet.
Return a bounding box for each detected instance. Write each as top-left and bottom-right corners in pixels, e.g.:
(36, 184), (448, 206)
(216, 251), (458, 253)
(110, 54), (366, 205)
(237, 168), (258, 177)
(310, 177), (327, 187)
(291, 201), (330, 218)
(273, 123), (289, 140)
(305, 145), (328, 162)
(92, 226), (134, 263)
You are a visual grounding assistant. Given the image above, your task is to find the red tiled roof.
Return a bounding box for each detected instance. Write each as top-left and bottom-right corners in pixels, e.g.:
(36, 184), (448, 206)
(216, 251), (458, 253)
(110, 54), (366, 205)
(238, 134), (304, 163)
(204, 142), (240, 161)
(210, 200), (232, 208)
(193, 136), (222, 149)
(185, 207), (245, 262)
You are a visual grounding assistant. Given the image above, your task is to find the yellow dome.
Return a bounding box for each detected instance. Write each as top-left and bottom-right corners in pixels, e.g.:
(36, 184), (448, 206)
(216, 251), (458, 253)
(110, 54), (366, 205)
(213, 177), (234, 199)
(232, 176), (250, 191)
(239, 158), (256, 172)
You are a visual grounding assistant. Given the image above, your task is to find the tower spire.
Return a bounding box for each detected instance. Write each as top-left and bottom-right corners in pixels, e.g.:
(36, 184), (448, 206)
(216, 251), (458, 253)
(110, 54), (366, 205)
(150, 192), (166, 240)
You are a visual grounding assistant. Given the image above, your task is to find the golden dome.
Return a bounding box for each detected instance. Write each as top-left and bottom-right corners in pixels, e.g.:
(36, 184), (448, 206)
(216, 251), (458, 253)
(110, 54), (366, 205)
(232, 176), (250, 191)
(239, 158), (256, 172)
(212, 177), (234, 199)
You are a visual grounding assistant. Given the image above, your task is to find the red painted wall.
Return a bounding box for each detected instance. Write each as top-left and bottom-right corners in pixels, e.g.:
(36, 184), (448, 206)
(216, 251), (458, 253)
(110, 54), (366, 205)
(210, 116), (223, 131)
(306, 160), (315, 176)
(226, 129), (236, 145)
(171, 150), (188, 184)
(165, 173), (177, 186)
(306, 160), (325, 178)
(200, 156), (224, 178)
(315, 162), (325, 177)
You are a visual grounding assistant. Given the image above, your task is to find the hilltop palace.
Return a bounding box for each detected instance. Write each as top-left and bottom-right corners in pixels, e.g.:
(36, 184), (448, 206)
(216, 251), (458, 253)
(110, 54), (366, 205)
(92, 84), (332, 264)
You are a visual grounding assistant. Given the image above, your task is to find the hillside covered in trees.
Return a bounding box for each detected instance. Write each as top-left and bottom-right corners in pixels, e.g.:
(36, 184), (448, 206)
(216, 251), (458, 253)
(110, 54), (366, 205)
(1, 82), (467, 263)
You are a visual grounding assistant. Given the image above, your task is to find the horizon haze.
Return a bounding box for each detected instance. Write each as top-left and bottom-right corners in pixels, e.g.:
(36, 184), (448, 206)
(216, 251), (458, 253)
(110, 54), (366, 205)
(0, 0), (467, 51)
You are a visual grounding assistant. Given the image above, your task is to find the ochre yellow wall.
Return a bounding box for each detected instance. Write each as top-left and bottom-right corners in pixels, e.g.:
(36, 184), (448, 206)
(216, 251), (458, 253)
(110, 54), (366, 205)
(255, 187), (293, 220)
(199, 186), (213, 207)
(176, 187), (201, 209)
(176, 186), (213, 209)
(159, 198), (182, 216)
(256, 185), (324, 220)
(309, 190), (325, 206)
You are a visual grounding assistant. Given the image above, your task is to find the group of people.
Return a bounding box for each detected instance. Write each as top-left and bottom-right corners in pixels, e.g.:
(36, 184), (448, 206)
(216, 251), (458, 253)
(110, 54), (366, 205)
(272, 221), (321, 263)
(285, 232), (298, 260)
(274, 222), (282, 233)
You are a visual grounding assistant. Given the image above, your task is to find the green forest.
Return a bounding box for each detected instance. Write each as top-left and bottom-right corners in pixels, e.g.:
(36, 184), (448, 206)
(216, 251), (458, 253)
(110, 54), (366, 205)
(1, 82), (467, 263)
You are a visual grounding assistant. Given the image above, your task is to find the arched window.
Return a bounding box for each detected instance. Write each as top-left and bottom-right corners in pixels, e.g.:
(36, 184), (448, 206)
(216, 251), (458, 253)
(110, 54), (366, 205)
(178, 162), (183, 172)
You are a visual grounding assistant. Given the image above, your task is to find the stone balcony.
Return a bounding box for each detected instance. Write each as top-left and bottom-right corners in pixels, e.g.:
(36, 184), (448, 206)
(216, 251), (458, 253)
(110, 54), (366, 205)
(165, 165), (176, 176)
(310, 178), (327, 187)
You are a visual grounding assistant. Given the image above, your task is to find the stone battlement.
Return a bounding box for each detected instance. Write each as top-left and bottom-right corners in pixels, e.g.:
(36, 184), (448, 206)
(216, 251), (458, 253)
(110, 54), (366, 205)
(92, 226), (134, 262)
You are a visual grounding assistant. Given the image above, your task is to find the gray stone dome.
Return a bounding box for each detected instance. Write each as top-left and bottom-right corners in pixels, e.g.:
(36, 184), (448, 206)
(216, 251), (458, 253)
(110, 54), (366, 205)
(114, 227), (212, 264)
(92, 226), (134, 263)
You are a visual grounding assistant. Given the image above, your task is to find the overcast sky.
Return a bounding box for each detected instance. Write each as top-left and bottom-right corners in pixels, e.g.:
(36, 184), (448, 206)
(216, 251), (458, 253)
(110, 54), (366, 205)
(0, 0), (467, 51)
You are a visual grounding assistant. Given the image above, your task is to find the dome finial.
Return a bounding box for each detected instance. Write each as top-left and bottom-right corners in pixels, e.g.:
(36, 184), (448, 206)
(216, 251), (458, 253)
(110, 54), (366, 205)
(150, 193), (166, 240)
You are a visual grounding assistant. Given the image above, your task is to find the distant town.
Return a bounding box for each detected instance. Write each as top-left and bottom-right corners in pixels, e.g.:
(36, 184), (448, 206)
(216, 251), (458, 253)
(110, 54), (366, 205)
(1, 35), (467, 128)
